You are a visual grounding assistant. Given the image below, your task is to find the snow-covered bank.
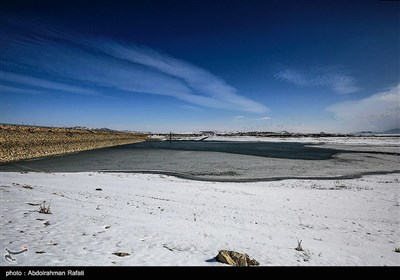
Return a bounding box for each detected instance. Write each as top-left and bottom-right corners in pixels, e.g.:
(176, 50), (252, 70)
(205, 135), (400, 154)
(205, 135), (400, 146)
(1, 172), (399, 266)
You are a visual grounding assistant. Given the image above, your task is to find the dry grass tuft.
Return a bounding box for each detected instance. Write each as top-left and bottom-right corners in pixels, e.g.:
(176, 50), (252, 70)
(295, 238), (303, 251)
(39, 201), (52, 214)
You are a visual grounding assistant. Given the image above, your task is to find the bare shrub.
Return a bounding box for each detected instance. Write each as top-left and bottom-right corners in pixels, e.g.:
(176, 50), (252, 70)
(39, 201), (51, 214)
(295, 238), (303, 251)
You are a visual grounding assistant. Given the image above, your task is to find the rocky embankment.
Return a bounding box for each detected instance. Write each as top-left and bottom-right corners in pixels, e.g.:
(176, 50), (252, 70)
(0, 124), (148, 163)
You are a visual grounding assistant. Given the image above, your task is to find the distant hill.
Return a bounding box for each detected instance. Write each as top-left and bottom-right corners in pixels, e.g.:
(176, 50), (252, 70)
(355, 128), (400, 135)
(383, 128), (400, 134)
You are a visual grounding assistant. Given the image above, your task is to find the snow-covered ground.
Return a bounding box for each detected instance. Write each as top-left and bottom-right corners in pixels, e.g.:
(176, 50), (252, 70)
(150, 135), (400, 153)
(205, 135), (400, 146)
(148, 134), (207, 141)
(1, 171), (399, 266)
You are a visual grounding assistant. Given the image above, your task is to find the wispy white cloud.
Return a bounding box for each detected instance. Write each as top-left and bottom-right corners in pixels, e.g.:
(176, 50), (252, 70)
(180, 104), (203, 112)
(326, 84), (400, 131)
(1, 21), (268, 113)
(275, 68), (359, 94)
(275, 69), (309, 86)
(90, 41), (268, 113)
(1, 72), (99, 95)
(0, 84), (43, 95)
(259, 116), (271, 120)
(234, 115), (245, 119)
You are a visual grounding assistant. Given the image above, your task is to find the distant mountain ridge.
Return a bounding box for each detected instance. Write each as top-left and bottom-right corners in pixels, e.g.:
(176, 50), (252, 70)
(382, 128), (400, 134)
(356, 128), (400, 135)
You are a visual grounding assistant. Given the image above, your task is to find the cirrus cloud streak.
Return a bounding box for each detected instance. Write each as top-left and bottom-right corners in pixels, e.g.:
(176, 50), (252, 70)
(275, 68), (359, 94)
(0, 20), (268, 113)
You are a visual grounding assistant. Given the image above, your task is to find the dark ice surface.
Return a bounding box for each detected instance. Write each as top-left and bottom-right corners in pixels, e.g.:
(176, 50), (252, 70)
(1, 141), (399, 181)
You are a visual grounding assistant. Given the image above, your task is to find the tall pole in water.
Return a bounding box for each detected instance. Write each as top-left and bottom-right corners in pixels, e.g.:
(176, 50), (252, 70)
(170, 131), (172, 142)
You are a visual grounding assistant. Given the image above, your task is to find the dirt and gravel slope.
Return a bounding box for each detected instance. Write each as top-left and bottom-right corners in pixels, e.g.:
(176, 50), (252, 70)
(0, 124), (148, 163)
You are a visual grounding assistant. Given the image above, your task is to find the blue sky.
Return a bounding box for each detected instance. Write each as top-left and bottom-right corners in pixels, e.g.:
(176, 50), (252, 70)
(1, 0), (399, 133)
